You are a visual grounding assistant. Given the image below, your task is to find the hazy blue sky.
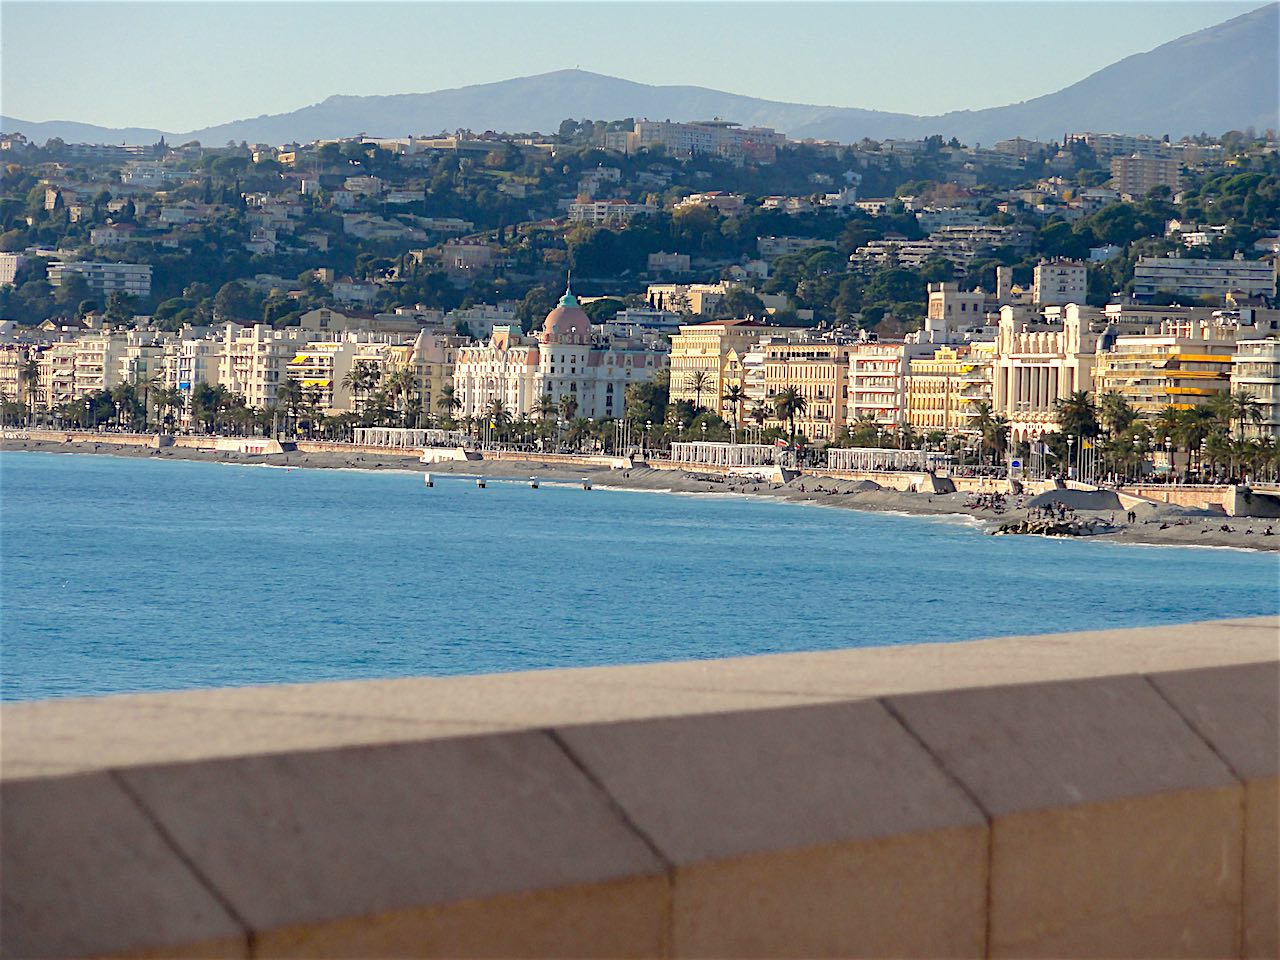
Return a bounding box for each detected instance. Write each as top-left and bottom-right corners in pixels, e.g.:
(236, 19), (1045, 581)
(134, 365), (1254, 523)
(0, 1), (1262, 132)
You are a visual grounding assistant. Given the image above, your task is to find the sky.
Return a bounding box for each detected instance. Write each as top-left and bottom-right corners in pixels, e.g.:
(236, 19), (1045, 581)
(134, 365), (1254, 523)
(0, 1), (1264, 132)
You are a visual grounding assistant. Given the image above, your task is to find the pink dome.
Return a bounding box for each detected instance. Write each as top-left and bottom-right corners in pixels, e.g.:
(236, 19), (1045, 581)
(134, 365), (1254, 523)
(542, 285), (591, 342)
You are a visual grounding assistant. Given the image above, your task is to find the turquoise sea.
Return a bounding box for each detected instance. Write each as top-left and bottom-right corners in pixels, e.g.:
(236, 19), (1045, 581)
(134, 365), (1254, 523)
(2, 450), (1277, 701)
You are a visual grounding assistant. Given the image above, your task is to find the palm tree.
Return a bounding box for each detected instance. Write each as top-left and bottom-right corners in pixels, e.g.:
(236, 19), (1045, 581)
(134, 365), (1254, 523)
(687, 370), (710, 411)
(722, 384), (746, 436)
(342, 360), (382, 415)
(1098, 391), (1136, 436)
(1054, 390), (1099, 442)
(535, 394), (557, 422)
(485, 397), (509, 441)
(749, 401), (768, 429)
(772, 386), (807, 445)
(276, 377), (303, 437)
(988, 415), (1010, 465)
(1222, 389), (1264, 443)
(436, 385), (461, 426)
(566, 416), (592, 450)
(18, 355), (39, 425)
(559, 393), (578, 422)
(969, 401), (996, 465)
(384, 366), (417, 426)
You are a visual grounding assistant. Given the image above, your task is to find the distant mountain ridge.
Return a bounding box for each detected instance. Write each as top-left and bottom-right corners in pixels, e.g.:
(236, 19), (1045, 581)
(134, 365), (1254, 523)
(4, 4), (1276, 147)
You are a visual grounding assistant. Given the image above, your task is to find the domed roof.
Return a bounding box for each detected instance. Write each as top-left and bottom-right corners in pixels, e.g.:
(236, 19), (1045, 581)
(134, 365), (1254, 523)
(542, 279), (591, 342)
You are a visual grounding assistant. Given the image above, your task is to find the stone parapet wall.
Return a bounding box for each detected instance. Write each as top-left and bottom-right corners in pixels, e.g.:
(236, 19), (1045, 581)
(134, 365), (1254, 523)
(2, 617), (1277, 958)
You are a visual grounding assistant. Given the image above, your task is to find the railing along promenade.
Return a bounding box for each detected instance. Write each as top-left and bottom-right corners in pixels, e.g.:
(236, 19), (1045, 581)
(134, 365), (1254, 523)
(3, 617), (1276, 958)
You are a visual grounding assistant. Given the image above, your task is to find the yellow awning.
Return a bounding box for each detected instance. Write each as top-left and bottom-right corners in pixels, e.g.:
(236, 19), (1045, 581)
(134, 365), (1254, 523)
(301, 379), (331, 387)
(292, 354), (313, 363)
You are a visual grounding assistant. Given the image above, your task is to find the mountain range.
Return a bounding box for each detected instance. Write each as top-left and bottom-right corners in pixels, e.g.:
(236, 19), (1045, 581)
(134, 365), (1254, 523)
(4, 4), (1276, 147)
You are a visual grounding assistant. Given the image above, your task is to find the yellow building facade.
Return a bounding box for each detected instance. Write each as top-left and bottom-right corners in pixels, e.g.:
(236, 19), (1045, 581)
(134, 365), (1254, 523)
(1093, 337), (1236, 414)
(757, 340), (854, 442)
(906, 343), (995, 435)
(669, 320), (803, 415)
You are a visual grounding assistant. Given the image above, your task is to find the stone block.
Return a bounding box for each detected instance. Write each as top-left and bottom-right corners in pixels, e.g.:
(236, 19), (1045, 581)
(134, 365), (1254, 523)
(256, 877), (668, 958)
(887, 676), (1244, 957)
(0, 772), (247, 959)
(556, 701), (987, 957)
(1149, 662), (1280, 958)
(115, 732), (666, 952)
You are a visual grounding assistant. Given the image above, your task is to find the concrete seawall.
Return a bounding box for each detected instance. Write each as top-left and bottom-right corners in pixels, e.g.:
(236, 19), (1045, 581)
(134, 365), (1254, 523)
(3, 617), (1276, 958)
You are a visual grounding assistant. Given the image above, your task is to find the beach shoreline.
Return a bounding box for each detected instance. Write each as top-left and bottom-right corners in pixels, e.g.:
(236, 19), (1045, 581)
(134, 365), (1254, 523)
(4, 437), (1278, 553)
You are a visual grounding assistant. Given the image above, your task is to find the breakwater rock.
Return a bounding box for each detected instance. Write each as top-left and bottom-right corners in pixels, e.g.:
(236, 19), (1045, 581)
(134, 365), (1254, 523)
(992, 519), (1084, 538)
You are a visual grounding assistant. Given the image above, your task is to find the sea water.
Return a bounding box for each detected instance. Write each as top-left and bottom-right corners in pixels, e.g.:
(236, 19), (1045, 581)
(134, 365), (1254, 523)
(2, 450), (1277, 701)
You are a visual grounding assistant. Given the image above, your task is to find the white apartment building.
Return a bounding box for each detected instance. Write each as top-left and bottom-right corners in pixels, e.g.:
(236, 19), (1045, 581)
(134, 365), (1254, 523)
(1231, 339), (1280, 439)
(1032, 259), (1088, 307)
(286, 335), (400, 414)
(89, 224), (138, 248)
(0, 253), (26, 286)
(35, 342), (78, 409)
(567, 199), (655, 225)
(216, 325), (311, 409)
(617, 120), (785, 164)
(847, 342), (931, 428)
(1132, 256), (1277, 303)
(47, 261), (152, 299)
(757, 236), (832, 260)
(675, 192), (745, 215)
(1110, 154), (1181, 196)
(1065, 133), (1170, 160)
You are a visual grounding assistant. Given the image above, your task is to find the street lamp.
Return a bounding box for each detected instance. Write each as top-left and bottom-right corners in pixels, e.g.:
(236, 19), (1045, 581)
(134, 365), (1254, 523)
(1067, 434), (1075, 481)
(84, 398), (92, 430)
(1164, 436), (1173, 483)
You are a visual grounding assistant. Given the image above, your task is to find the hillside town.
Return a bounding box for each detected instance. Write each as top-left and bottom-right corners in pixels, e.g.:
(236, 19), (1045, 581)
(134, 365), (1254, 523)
(1, 120), (1277, 478)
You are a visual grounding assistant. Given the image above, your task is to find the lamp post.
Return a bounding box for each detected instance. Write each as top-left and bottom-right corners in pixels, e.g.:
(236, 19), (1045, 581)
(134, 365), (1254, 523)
(1164, 436), (1173, 483)
(1133, 435), (1142, 483)
(1067, 434), (1075, 481)
(84, 398), (92, 431)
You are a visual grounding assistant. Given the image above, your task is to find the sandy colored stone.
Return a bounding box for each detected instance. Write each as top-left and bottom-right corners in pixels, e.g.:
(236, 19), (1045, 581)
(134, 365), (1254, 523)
(0, 678), (842, 777)
(0, 771), (248, 959)
(557, 701), (986, 956)
(671, 827), (986, 958)
(1148, 662), (1280, 958)
(557, 700), (985, 862)
(1148, 661), (1280, 782)
(4, 618), (1274, 780)
(987, 789), (1243, 957)
(115, 732), (665, 939)
(1243, 776), (1279, 959)
(885, 674), (1238, 816)
(255, 876), (669, 958)
(888, 676), (1245, 957)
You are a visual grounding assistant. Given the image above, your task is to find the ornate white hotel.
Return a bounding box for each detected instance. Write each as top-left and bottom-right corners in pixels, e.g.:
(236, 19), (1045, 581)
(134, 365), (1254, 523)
(452, 283), (669, 421)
